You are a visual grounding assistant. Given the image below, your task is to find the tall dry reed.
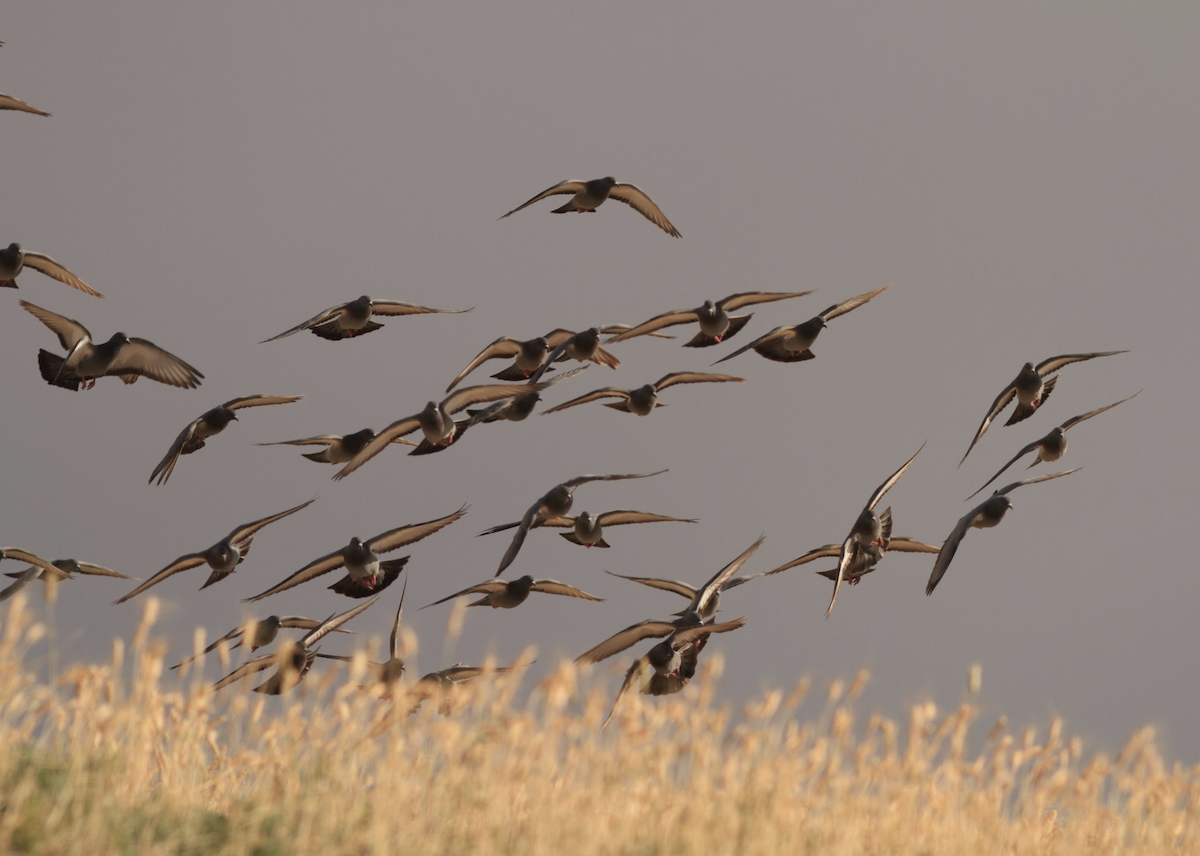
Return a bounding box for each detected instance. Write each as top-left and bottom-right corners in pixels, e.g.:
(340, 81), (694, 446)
(0, 594), (1196, 855)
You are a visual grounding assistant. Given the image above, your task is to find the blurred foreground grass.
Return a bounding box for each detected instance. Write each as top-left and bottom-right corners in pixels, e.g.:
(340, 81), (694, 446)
(1, 595), (1196, 855)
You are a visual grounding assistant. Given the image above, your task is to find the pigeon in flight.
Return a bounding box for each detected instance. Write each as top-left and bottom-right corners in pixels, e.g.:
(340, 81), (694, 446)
(420, 574), (603, 610)
(113, 499), (315, 603)
(257, 428), (417, 464)
(601, 617), (747, 730)
(607, 291), (813, 348)
(492, 471), (668, 576)
(149, 394), (303, 485)
(539, 371), (744, 417)
(478, 509), (695, 549)
(260, 295), (471, 342)
(446, 329), (618, 392)
(500, 176), (681, 237)
(576, 536), (764, 664)
(244, 505), (467, 601)
(210, 599), (376, 695)
(958, 352), (1129, 466)
(1, 555), (132, 602)
(827, 444), (925, 618)
(926, 469), (1082, 596)
(713, 284), (890, 365)
(967, 391), (1139, 500)
(21, 300), (203, 390)
(170, 614), (355, 670)
(331, 384), (541, 479)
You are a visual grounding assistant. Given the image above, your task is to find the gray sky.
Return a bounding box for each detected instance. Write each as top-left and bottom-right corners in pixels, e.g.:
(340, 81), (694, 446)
(3, 3), (1196, 757)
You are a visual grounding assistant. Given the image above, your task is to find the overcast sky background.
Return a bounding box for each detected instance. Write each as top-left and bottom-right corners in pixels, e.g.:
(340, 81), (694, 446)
(2, 3), (1196, 758)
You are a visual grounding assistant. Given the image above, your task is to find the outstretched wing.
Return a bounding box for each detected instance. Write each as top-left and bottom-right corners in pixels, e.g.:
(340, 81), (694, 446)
(694, 536), (764, 616)
(575, 619), (678, 665)
(260, 303), (346, 343)
(959, 381), (1019, 467)
(653, 371), (744, 392)
(0, 92), (52, 117)
(594, 510), (696, 527)
(561, 470), (669, 489)
(1060, 390), (1141, 432)
(925, 513), (978, 596)
(1035, 351), (1129, 377)
(993, 468), (1082, 498)
(604, 571), (698, 600)
(332, 415), (422, 480)
(530, 579), (604, 601)
(965, 440), (1042, 501)
(718, 291), (812, 312)
(818, 284), (890, 322)
(445, 337), (529, 392)
(866, 443), (925, 510)
(107, 339), (204, 389)
(299, 598), (378, 647)
(20, 251), (101, 297)
(608, 183), (682, 237)
(226, 498), (315, 543)
(421, 579), (506, 608)
(243, 548), (349, 602)
(710, 327), (790, 366)
(113, 553), (207, 604)
(367, 505), (469, 553)
(601, 654), (651, 730)
(499, 180), (588, 218)
(148, 419), (201, 485)
(224, 393), (304, 411)
(19, 300), (90, 350)
(604, 308), (700, 343)
(370, 300), (472, 317)
(540, 387), (630, 414)
(758, 543), (841, 577)
(210, 651), (280, 692)
(442, 383), (541, 415)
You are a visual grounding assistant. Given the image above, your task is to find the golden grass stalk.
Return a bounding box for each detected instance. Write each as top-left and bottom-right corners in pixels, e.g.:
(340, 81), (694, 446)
(0, 595), (1196, 855)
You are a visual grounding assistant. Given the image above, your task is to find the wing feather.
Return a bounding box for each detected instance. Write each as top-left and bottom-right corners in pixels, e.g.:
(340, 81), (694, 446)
(21, 251), (101, 297)
(653, 371), (744, 391)
(107, 339), (203, 389)
(530, 579), (604, 601)
(260, 304), (345, 342)
(19, 300), (90, 350)
(113, 553), (207, 604)
(367, 505), (468, 553)
(575, 620), (677, 665)
(718, 290), (813, 312)
(0, 92), (51, 116)
(540, 387), (631, 414)
(607, 183), (681, 237)
(819, 284), (890, 321)
(499, 180), (588, 219)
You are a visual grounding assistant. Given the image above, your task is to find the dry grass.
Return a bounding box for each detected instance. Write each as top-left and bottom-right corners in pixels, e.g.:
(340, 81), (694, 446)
(1, 595), (1196, 856)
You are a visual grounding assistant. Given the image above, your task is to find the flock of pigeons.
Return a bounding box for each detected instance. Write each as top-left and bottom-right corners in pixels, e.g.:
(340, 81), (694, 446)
(2, 53), (1139, 729)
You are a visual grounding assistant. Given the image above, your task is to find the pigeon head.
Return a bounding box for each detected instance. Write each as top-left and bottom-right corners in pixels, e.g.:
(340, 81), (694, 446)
(511, 575), (536, 593)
